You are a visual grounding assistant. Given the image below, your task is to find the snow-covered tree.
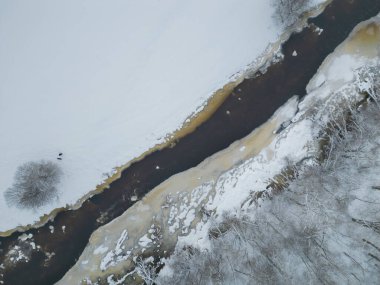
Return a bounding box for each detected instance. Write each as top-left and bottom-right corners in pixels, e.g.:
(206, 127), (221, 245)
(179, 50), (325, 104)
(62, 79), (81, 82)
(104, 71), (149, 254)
(4, 160), (62, 209)
(135, 257), (158, 285)
(272, 0), (311, 27)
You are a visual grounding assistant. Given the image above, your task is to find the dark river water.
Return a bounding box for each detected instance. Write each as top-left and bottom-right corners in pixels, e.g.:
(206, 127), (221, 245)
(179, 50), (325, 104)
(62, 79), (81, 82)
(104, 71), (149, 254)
(1, 0), (380, 284)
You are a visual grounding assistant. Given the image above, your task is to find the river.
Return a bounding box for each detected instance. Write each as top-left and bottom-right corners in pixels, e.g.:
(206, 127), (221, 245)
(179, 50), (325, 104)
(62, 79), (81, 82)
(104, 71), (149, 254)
(1, 0), (380, 284)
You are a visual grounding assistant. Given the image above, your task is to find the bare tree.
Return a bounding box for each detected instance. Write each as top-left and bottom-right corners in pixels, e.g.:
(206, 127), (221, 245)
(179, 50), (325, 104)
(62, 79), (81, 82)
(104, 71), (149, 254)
(271, 0), (311, 27)
(4, 160), (62, 209)
(358, 63), (380, 106)
(135, 257), (159, 285)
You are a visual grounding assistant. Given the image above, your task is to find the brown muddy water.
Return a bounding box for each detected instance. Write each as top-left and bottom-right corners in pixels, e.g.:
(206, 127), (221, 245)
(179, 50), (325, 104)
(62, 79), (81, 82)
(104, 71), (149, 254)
(1, 0), (380, 284)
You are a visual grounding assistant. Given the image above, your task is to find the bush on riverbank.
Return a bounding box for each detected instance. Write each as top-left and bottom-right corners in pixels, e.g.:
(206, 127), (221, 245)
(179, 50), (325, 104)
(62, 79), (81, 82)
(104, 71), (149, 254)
(4, 160), (62, 209)
(272, 0), (311, 27)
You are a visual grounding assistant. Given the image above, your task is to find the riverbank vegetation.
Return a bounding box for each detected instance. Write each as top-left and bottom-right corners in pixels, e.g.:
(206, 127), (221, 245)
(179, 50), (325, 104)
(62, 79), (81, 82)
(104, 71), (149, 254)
(153, 65), (380, 284)
(272, 0), (311, 26)
(4, 161), (62, 209)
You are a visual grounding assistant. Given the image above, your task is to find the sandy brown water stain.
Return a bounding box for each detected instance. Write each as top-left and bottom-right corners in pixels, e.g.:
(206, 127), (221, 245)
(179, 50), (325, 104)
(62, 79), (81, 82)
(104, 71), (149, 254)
(1, 0), (380, 284)
(343, 22), (380, 56)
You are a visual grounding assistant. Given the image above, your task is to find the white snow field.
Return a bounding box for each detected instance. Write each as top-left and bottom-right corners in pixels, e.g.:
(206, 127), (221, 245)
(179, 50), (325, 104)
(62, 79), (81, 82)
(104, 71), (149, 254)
(0, 0), (325, 232)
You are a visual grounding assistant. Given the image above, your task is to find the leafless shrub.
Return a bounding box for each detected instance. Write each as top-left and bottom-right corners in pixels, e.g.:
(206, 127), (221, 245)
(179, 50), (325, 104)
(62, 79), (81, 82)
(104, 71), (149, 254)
(358, 63), (380, 105)
(4, 160), (62, 209)
(135, 257), (158, 285)
(271, 0), (311, 27)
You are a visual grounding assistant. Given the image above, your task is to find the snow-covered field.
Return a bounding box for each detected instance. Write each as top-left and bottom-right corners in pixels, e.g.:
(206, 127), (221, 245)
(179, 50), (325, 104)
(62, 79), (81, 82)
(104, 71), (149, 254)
(55, 15), (380, 285)
(0, 0), (332, 232)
